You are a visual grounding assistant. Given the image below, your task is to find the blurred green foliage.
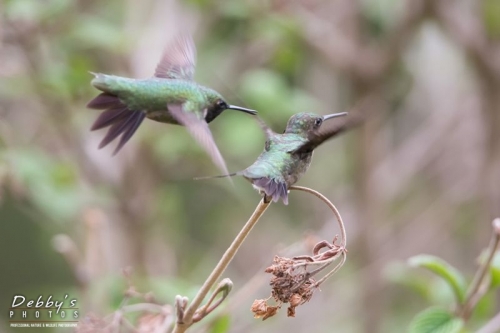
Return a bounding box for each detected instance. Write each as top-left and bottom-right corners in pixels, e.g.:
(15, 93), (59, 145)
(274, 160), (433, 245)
(1, 0), (500, 332)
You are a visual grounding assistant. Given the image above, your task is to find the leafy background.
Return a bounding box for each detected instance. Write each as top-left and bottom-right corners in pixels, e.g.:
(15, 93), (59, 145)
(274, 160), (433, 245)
(1, 0), (500, 332)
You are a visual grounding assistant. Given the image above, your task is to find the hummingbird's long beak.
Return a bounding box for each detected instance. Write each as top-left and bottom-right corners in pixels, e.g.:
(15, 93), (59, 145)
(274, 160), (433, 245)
(228, 105), (258, 115)
(323, 112), (348, 121)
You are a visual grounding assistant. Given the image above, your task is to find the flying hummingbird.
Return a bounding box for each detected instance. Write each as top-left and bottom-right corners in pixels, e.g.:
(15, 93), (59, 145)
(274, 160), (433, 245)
(87, 34), (256, 174)
(197, 111), (361, 204)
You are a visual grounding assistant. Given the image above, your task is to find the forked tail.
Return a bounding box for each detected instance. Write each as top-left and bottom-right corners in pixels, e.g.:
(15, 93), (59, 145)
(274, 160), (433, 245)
(87, 92), (145, 155)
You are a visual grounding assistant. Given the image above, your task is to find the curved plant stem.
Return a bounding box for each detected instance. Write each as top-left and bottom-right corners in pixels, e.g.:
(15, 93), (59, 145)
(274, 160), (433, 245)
(173, 199), (270, 333)
(289, 186), (348, 288)
(315, 252), (347, 287)
(289, 186), (347, 247)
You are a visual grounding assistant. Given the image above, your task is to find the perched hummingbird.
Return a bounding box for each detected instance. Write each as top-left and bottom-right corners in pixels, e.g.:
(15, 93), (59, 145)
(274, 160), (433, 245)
(87, 34), (256, 173)
(197, 112), (361, 204)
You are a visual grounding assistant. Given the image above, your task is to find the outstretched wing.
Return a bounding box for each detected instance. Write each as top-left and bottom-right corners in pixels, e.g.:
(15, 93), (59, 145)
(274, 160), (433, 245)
(154, 35), (196, 80)
(291, 112), (363, 155)
(254, 116), (275, 140)
(253, 116), (276, 151)
(168, 103), (229, 175)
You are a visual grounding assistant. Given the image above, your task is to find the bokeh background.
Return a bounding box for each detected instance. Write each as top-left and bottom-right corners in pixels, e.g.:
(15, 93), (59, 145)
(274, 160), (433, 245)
(1, 0), (500, 332)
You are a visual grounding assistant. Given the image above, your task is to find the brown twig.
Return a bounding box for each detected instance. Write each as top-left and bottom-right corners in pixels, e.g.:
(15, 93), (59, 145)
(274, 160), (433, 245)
(192, 278), (233, 323)
(458, 218), (500, 320)
(173, 199), (271, 332)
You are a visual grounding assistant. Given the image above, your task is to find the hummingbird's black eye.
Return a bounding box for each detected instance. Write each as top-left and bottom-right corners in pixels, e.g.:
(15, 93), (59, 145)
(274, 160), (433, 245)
(314, 118), (323, 128)
(216, 99), (227, 109)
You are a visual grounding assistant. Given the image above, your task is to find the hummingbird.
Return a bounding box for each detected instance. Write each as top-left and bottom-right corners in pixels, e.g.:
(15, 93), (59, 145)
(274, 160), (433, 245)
(197, 111), (361, 204)
(87, 34), (256, 174)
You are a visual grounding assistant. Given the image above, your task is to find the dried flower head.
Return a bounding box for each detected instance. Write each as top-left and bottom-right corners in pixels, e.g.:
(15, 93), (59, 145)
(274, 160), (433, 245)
(252, 236), (347, 319)
(251, 299), (280, 320)
(251, 299), (268, 318)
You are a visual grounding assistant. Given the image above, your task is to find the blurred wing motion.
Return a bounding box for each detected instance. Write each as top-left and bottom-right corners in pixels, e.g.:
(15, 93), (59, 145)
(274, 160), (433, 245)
(154, 35), (196, 80)
(254, 116), (275, 140)
(168, 103), (229, 175)
(292, 112), (363, 155)
(88, 91), (146, 155)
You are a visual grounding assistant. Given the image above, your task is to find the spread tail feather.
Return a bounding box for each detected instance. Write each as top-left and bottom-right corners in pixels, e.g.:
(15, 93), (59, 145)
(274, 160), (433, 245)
(87, 92), (122, 110)
(253, 177), (289, 205)
(88, 93), (145, 155)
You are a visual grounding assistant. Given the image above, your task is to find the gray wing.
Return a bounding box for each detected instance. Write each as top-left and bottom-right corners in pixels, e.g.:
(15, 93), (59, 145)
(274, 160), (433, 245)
(253, 116), (276, 151)
(291, 112), (363, 155)
(168, 104), (229, 175)
(254, 116), (275, 140)
(154, 35), (196, 80)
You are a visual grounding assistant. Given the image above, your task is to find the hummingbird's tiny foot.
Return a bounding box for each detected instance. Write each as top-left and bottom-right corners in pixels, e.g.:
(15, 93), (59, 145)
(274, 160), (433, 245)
(263, 195), (272, 203)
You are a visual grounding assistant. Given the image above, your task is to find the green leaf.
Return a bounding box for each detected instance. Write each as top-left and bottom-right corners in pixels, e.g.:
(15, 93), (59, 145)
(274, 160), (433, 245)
(472, 291), (496, 321)
(408, 255), (467, 304)
(409, 307), (463, 333)
(408, 307), (464, 333)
